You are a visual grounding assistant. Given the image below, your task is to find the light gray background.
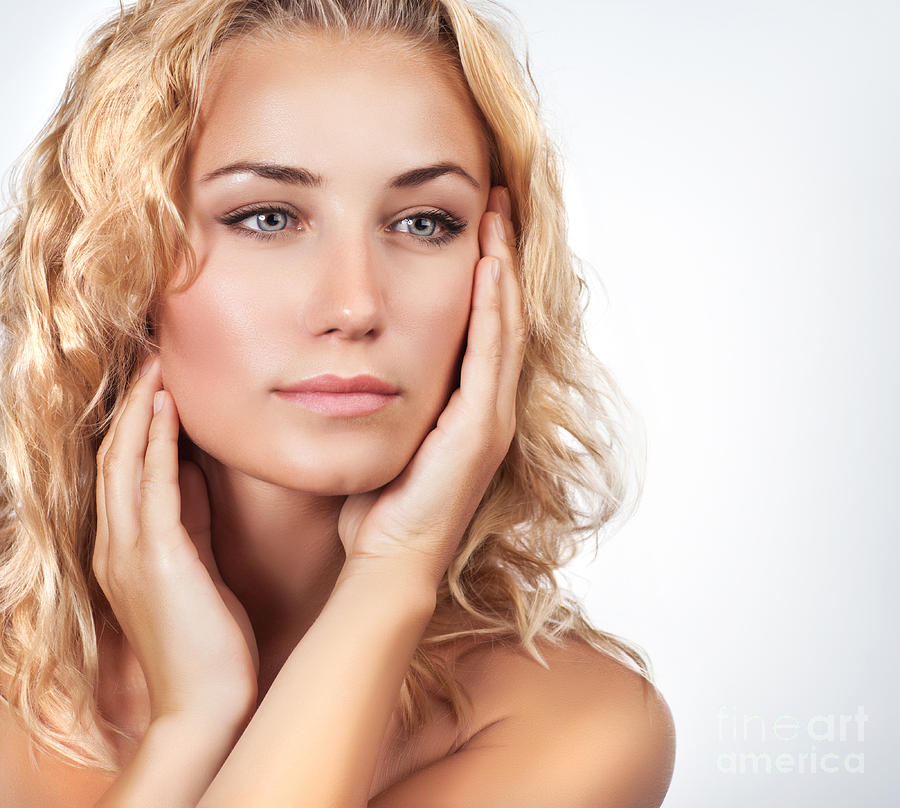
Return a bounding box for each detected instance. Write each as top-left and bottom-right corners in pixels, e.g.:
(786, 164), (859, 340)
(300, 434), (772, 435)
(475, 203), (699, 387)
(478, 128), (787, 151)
(2, 2), (897, 805)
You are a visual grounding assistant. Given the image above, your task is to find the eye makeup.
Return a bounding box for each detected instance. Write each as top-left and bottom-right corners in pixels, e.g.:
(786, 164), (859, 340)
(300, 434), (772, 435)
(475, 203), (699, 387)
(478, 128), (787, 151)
(215, 204), (468, 247)
(217, 203), (300, 240)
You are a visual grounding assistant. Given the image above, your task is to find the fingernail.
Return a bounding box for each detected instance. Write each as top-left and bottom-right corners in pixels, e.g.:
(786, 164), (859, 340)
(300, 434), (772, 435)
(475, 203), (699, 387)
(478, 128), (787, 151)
(499, 187), (512, 219)
(139, 355), (155, 378)
(490, 257), (500, 283)
(153, 390), (165, 413)
(494, 214), (506, 243)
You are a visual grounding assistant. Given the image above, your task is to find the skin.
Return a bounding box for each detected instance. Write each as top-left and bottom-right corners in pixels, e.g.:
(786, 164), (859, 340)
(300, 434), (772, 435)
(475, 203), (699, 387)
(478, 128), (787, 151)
(0, 27), (676, 808)
(90, 30), (524, 803)
(161, 31), (502, 695)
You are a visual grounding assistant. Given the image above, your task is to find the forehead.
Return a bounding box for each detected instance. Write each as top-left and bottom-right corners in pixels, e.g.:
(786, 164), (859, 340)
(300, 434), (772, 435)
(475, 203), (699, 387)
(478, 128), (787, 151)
(189, 32), (489, 185)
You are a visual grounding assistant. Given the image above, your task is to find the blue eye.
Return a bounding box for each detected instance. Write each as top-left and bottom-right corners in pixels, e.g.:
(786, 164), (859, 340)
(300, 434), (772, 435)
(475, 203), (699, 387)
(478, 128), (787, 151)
(389, 209), (467, 247)
(397, 216), (437, 237)
(218, 204), (299, 240)
(249, 211), (289, 232)
(218, 205), (466, 246)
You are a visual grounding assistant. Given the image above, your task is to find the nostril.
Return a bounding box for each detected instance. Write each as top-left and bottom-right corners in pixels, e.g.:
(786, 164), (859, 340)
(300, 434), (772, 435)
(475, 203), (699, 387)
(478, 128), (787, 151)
(301, 275), (385, 338)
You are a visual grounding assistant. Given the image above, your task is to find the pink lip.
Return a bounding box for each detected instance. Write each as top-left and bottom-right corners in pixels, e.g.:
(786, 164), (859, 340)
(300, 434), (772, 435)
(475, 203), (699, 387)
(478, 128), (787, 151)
(274, 374), (398, 416)
(277, 375), (398, 395)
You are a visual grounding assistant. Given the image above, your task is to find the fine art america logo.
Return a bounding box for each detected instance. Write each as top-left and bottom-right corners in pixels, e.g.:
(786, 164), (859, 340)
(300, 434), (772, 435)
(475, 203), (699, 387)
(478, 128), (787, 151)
(716, 706), (867, 775)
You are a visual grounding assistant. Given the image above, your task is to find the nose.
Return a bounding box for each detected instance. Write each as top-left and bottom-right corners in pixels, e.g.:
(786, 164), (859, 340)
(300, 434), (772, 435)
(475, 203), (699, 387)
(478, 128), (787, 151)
(302, 232), (385, 340)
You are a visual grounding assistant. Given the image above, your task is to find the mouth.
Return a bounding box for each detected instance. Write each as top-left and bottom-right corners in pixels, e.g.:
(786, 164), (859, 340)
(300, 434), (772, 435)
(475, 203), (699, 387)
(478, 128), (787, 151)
(274, 374), (399, 416)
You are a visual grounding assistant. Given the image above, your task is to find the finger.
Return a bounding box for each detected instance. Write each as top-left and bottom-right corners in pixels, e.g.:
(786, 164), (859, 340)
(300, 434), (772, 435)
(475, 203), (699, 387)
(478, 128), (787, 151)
(94, 437), (109, 585)
(472, 198), (512, 399)
(138, 388), (186, 551)
(98, 354), (157, 463)
(101, 356), (163, 559)
(94, 436), (113, 584)
(94, 354), (156, 582)
(457, 251), (502, 420)
(175, 460), (216, 574)
(479, 187), (525, 422)
(178, 461), (212, 541)
(496, 234), (526, 420)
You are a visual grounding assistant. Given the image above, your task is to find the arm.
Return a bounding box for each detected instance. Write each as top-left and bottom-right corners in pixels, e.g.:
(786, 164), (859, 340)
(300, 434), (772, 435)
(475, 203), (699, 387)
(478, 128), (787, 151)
(199, 560), (435, 807)
(94, 710), (251, 808)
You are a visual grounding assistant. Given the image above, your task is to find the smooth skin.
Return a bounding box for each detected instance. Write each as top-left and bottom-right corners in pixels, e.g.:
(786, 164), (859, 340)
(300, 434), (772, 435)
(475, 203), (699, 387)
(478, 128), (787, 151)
(92, 187), (519, 807)
(81, 32), (674, 808)
(149, 32), (499, 707)
(91, 32), (527, 806)
(92, 185), (520, 704)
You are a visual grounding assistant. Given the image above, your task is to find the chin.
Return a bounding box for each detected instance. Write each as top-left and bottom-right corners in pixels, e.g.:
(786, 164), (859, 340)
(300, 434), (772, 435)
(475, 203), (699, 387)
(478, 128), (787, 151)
(268, 414), (431, 495)
(278, 442), (413, 495)
(181, 427), (415, 496)
(278, 452), (407, 495)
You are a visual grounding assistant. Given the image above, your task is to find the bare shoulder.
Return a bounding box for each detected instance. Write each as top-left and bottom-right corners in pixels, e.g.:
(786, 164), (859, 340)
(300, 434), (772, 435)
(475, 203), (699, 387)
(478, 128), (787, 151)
(469, 635), (675, 786)
(371, 634), (675, 807)
(0, 678), (114, 808)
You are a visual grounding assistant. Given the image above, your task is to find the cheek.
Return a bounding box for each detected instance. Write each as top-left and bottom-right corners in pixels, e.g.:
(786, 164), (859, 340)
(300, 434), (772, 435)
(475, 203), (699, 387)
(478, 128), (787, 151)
(400, 263), (474, 393)
(158, 290), (227, 375)
(156, 233), (282, 376)
(154, 269), (263, 419)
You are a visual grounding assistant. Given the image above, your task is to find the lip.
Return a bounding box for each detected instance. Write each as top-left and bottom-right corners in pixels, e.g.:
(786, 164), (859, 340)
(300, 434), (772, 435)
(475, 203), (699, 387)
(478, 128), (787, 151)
(274, 374), (399, 416)
(276, 375), (398, 395)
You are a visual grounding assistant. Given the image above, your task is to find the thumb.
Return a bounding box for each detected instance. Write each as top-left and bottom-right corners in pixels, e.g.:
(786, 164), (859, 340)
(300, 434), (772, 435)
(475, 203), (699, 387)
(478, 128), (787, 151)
(177, 460), (216, 572)
(338, 490), (380, 557)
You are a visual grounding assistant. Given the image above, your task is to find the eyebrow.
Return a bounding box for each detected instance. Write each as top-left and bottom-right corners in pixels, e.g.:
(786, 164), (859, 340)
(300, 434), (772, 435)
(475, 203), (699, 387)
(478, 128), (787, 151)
(198, 160), (480, 190)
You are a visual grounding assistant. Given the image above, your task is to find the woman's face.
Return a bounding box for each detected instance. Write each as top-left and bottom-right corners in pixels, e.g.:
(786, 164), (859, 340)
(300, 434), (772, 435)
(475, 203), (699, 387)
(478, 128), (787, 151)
(156, 32), (492, 495)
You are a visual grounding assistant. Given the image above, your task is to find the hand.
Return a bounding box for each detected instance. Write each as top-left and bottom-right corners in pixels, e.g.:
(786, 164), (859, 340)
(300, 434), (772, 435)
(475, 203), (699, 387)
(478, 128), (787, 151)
(93, 356), (260, 723)
(338, 185), (525, 591)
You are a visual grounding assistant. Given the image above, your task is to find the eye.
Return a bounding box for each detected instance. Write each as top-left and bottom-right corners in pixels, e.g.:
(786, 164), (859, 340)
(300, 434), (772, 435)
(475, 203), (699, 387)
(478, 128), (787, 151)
(397, 215), (438, 237)
(247, 210), (290, 232)
(217, 204), (300, 240)
(389, 209), (467, 247)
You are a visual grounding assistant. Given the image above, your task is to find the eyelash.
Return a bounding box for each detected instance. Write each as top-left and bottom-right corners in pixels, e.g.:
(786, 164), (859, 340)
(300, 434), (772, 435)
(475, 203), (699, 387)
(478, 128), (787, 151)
(217, 204), (467, 247)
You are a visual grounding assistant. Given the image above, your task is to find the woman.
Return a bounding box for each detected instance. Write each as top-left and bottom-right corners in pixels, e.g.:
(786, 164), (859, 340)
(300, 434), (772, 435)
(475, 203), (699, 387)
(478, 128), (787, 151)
(0, 0), (675, 805)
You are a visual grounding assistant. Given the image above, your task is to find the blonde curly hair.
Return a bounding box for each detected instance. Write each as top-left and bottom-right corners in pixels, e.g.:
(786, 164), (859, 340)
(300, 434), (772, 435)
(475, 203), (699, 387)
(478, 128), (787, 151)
(0, 0), (650, 773)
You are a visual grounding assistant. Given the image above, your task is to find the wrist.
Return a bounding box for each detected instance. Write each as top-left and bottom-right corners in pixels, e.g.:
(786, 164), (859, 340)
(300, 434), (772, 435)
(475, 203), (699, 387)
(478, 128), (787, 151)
(96, 710), (251, 808)
(150, 690), (257, 734)
(146, 706), (253, 760)
(337, 555), (438, 614)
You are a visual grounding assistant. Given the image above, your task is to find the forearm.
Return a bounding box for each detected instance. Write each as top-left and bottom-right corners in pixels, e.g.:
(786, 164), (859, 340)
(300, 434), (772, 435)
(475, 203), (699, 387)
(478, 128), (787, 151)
(94, 710), (251, 808)
(198, 560), (437, 808)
